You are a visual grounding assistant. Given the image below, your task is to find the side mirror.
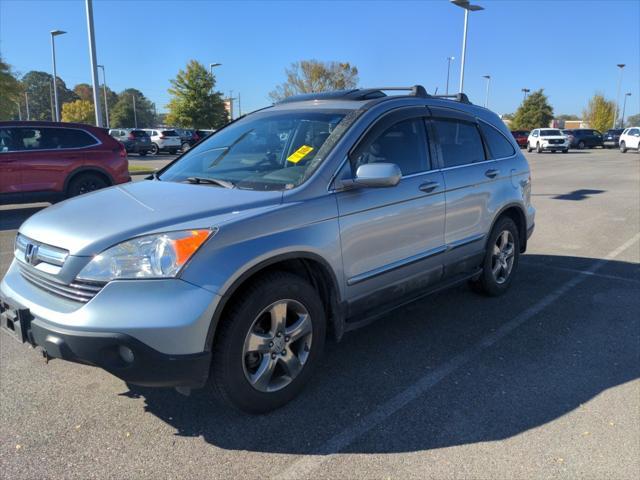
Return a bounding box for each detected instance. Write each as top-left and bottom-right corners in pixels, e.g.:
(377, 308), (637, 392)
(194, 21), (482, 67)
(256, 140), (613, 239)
(353, 163), (402, 188)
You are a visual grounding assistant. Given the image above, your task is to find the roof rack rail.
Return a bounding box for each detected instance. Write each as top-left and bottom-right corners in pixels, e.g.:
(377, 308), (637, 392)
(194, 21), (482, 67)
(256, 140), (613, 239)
(276, 85), (429, 104)
(430, 93), (472, 104)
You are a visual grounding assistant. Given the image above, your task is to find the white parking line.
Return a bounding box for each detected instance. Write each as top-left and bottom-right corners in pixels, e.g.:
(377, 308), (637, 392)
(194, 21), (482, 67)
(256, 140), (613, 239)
(522, 262), (640, 284)
(277, 233), (640, 480)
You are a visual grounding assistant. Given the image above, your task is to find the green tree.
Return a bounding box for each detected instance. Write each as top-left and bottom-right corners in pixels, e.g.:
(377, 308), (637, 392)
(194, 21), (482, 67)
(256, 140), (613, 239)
(110, 88), (155, 128)
(165, 60), (228, 128)
(582, 93), (615, 133)
(510, 89), (554, 130)
(61, 99), (95, 124)
(21, 71), (77, 121)
(0, 56), (22, 120)
(73, 83), (118, 126)
(626, 113), (640, 127)
(269, 60), (359, 102)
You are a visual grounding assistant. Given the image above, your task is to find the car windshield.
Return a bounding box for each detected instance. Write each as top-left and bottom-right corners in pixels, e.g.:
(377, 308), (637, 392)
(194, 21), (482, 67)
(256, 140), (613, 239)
(159, 109), (352, 190)
(541, 129), (562, 136)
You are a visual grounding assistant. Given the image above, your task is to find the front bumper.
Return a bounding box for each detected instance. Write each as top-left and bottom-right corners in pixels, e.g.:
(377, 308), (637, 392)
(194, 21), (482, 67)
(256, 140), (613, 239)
(1, 259), (220, 387)
(541, 142), (568, 150)
(0, 304), (210, 387)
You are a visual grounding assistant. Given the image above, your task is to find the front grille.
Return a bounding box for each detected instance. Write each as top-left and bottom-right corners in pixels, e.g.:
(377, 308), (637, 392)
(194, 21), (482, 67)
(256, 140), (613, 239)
(549, 139), (563, 144)
(18, 263), (104, 303)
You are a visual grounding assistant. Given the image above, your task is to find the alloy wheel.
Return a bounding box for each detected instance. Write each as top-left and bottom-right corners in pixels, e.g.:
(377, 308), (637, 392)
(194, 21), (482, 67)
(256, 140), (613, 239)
(491, 230), (515, 284)
(242, 299), (313, 393)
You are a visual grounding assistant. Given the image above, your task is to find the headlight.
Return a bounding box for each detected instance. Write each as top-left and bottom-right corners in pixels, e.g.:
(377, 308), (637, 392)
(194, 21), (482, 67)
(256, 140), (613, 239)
(76, 229), (215, 282)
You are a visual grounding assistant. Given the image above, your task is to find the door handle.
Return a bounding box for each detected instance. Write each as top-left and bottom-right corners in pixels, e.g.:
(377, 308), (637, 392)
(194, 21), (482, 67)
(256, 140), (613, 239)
(419, 181), (440, 193)
(485, 168), (499, 178)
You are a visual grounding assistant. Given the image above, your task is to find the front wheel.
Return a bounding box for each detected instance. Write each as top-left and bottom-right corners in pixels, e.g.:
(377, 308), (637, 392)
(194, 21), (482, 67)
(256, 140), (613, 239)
(210, 272), (326, 413)
(620, 141), (627, 153)
(181, 142), (191, 152)
(150, 143), (159, 155)
(536, 142), (543, 153)
(526, 142), (533, 153)
(469, 217), (520, 297)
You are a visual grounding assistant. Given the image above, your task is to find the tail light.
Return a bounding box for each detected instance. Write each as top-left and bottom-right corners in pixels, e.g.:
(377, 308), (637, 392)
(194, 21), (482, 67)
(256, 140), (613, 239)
(118, 142), (127, 158)
(159, 135), (166, 140)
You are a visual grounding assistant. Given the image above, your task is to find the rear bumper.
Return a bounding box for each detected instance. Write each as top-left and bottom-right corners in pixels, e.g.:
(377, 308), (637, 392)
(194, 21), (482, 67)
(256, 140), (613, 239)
(0, 303), (210, 387)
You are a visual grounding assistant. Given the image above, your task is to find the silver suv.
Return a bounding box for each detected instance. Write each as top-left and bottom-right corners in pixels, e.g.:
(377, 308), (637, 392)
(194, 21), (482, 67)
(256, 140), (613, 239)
(1, 86), (535, 413)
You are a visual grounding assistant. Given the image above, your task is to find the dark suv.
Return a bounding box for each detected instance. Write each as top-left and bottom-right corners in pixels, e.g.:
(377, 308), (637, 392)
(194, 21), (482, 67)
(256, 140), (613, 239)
(108, 129), (152, 156)
(603, 129), (625, 148)
(563, 129), (604, 149)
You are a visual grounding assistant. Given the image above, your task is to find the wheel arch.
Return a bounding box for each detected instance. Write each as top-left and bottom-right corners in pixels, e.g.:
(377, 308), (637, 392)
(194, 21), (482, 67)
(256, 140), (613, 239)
(205, 252), (345, 352)
(64, 166), (114, 195)
(488, 203), (528, 253)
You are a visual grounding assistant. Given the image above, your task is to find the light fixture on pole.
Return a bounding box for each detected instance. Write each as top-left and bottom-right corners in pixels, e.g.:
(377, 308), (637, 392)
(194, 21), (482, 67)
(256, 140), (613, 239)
(98, 65), (109, 128)
(612, 63), (625, 129)
(85, 0), (103, 127)
(209, 63), (222, 94)
(445, 56), (455, 95)
(621, 92), (632, 128)
(450, 0), (484, 94)
(522, 88), (530, 101)
(50, 29), (67, 122)
(482, 75), (491, 108)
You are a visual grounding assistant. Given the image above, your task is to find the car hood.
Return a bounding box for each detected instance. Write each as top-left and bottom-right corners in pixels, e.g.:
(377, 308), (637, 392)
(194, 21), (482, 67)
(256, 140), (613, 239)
(19, 180), (283, 256)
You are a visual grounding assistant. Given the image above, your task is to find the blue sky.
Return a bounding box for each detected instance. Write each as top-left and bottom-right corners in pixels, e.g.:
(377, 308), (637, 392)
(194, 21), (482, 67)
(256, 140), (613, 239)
(1, 0), (639, 119)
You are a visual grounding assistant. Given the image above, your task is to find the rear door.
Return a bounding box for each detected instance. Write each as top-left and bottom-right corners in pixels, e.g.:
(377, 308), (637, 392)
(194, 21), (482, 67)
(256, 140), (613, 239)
(428, 107), (497, 276)
(336, 107), (446, 315)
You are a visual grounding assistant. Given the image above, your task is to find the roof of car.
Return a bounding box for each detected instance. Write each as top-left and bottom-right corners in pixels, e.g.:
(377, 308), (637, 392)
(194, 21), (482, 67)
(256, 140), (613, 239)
(0, 120), (103, 130)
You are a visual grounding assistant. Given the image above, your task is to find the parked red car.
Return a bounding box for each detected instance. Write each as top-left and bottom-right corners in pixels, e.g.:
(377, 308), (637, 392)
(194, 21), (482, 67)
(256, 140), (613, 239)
(0, 121), (130, 204)
(511, 130), (530, 148)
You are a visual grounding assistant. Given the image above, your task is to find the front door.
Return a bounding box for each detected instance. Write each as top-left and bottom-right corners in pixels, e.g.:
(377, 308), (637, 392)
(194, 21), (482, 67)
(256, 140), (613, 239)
(335, 108), (446, 316)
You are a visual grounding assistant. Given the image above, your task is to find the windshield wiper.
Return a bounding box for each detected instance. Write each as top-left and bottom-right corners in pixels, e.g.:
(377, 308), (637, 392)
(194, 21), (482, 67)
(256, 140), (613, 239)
(185, 176), (235, 189)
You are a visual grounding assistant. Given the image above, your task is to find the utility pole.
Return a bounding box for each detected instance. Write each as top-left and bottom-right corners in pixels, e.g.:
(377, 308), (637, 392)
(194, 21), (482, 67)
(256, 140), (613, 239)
(132, 95), (138, 128)
(98, 65), (109, 127)
(612, 64), (625, 129)
(451, 0), (484, 94)
(25, 92), (30, 120)
(237, 92), (242, 117)
(621, 92), (632, 128)
(522, 88), (530, 101)
(445, 56), (455, 95)
(228, 90), (234, 120)
(85, 0), (103, 126)
(482, 75), (491, 108)
(50, 29), (67, 122)
(49, 79), (55, 121)
(17, 101), (22, 121)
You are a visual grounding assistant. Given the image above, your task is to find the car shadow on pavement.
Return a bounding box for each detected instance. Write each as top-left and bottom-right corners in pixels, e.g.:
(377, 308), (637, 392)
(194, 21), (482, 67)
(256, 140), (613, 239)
(0, 205), (47, 231)
(122, 254), (640, 455)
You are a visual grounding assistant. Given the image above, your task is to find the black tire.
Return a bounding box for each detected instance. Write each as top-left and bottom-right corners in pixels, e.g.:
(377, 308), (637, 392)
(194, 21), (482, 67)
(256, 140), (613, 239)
(150, 143), (159, 155)
(578, 141), (585, 149)
(181, 142), (191, 152)
(526, 142), (532, 153)
(469, 217), (520, 297)
(536, 142), (543, 153)
(67, 172), (109, 198)
(169, 149), (178, 155)
(562, 149), (568, 153)
(210, 272), (326, 413)
(620, 141), (627, 153)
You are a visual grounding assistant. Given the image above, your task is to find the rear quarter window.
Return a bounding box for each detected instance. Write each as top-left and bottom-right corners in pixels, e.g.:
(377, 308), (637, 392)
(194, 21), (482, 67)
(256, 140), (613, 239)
(480, 122), (516, 159)
(432, 119), (485, 168)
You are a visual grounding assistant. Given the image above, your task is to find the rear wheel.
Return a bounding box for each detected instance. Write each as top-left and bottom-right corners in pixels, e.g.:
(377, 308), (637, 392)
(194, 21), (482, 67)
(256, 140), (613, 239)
(210, 272), (326, 413)
(620, 141), (627, 153)
(578, 140), (586, 149)
(67, 172), (109, 198)
(150, 143), (159, 155)
(469, 217), (520, 297)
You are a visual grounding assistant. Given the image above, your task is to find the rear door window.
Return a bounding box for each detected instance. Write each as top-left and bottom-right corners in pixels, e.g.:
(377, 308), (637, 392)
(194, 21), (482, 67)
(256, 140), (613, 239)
(162, 130), (179, 137)
(0, 128), (17, 152)
(480, 122), (516, 159)
(432, 119), (485, 168)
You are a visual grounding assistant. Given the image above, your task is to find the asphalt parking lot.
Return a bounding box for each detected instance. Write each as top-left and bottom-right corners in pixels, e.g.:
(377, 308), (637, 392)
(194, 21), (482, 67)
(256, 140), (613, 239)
(1, 148), (639, 479)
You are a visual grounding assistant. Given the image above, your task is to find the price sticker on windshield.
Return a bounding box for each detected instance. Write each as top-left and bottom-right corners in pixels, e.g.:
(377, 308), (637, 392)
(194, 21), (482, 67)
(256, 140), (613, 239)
(287, 145), (314, 164)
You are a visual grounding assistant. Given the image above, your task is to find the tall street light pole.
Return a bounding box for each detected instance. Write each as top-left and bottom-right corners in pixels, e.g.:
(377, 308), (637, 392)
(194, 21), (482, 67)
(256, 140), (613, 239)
(98, 65), (109, 128)
(85, 0), (103, 127)
(132, 95), (137, 128)
(25, 92), (30, 120)
(612, 63), (625, 129)
(482, 75), (491, 108)
(50, 29), (66, 122)
(451, 0), (484, 94)
(209, 62), (222, 94)
(445, 56), (455, 95)
(621, 92), (632, 128)
(522, 88), (530, 101)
